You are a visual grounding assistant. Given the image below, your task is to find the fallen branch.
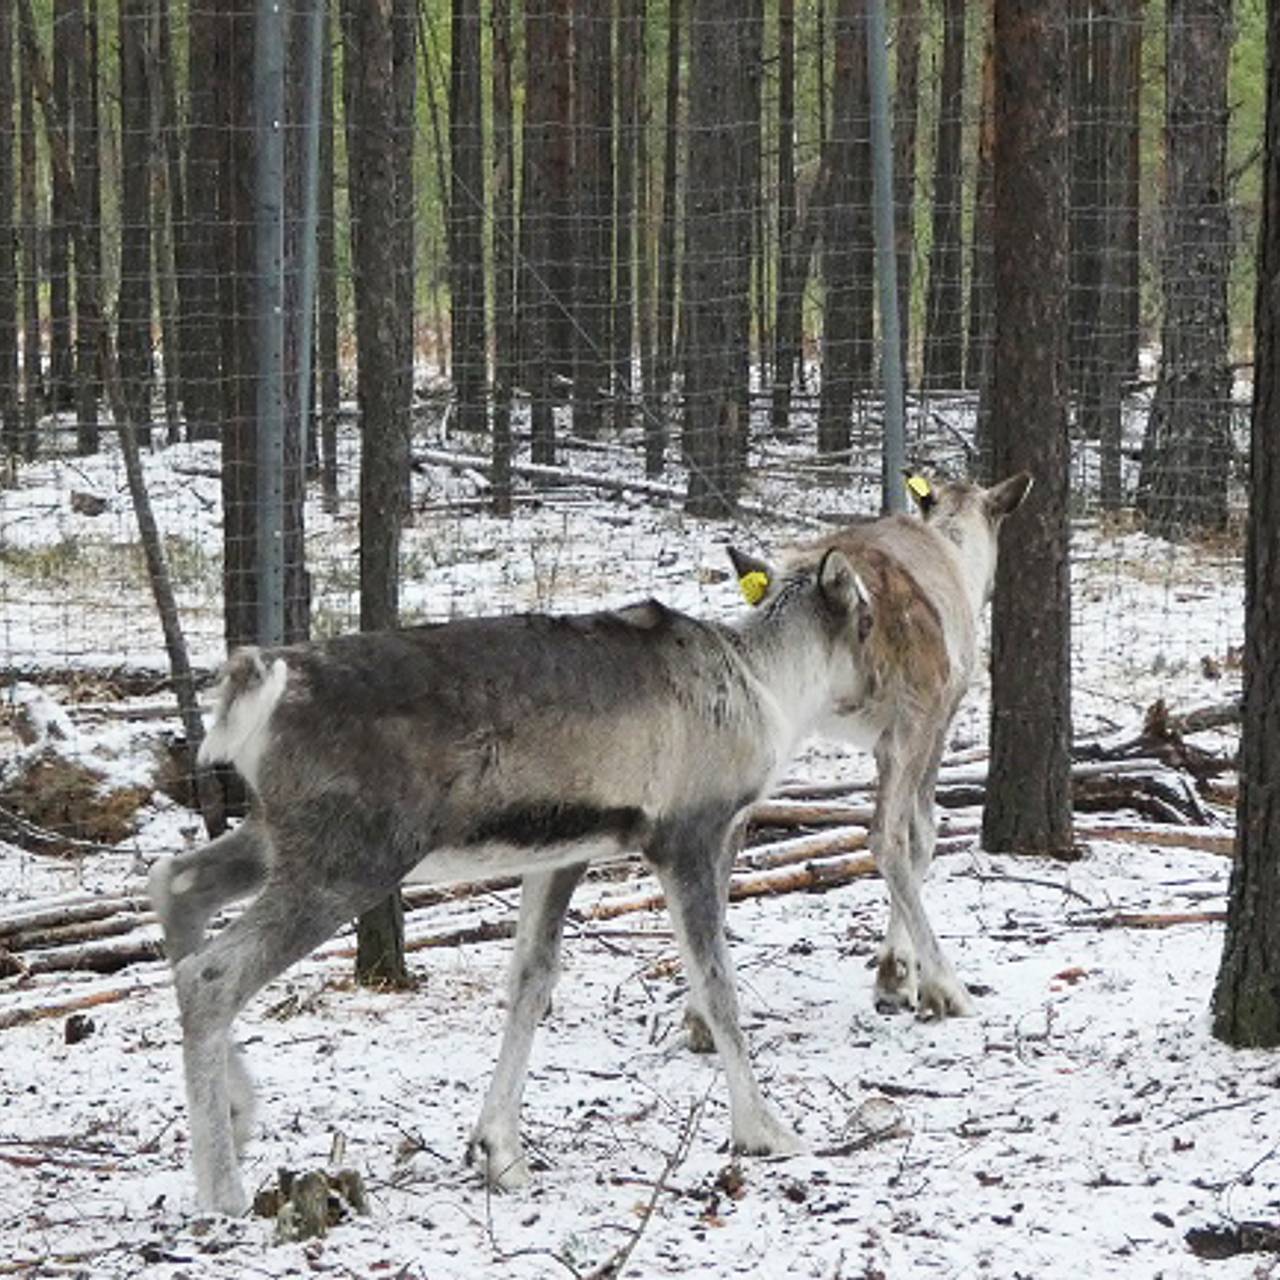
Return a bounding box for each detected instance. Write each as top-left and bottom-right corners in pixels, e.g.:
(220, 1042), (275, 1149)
(1067, 910), (1227, 930)
(1073, 823), (1234, 856)
(0, 972), (171, 1031)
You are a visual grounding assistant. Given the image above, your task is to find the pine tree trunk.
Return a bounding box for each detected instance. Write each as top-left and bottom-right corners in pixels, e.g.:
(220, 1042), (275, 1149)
(152, 0), (183, 441)
(0, 0), (18, 457)
(450, 0), (485, 436)
(981, 0), (1074, 858)
(546, 0), (574, 391)
(345, 0), (411, 987)
(817, 0), (872, 459)
(19, 5), (41, 459)
(891, 0), (922, 386)
(770, 0), (798, 435)
(1067, 0), (1101, 403)
(683, 0), (759, 517)
(613, 0), (641, 436)
(48, 0), (74, 415)
(1211, 0), (1280, 1049)
(965, 0), (995, 404)
(491, 0), (515, 513)
(572, 2), (613, 440)
(71, 0), (101, 454)
(117, 0), (152, 449)
(921, 0), (967, 392)
(1137, 0), (1233, 539)
(317, 2), (339, 512)
(654, 0), (681, 419)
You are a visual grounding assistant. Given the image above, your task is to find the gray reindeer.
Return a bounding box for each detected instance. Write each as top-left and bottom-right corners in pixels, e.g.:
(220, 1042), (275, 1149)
(150, 549), (873, 1214)
(732, 471), (1033, 1020)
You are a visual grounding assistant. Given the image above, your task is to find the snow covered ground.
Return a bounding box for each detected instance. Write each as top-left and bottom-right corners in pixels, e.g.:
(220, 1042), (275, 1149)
(1, 401), (1271, 1279)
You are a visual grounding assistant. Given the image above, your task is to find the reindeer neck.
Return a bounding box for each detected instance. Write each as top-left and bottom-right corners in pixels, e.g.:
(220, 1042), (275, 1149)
(932, 517), (996, 618)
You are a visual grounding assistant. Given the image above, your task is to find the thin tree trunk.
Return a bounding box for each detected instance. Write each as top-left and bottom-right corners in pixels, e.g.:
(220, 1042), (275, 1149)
(683, 0), (759, 516)
(19, 5), (41, 460)
(817, 0), (872, 459)
(49, 0), (74, 415)
(453, 0), (486, 435)
(637, 0), (661, 475)
(891, 0), (921, 385)
(770, 0), (798, 436)
(71, 0), (101, 454)
(1121, 3), (1142, 380)
(1067, 0), (1101, 403)
(965, 0), (995, 405)
(614, 0), (641, 436)
(491, 0), (514, 514)
(921, 0), (967, 392)
(317, 1), (339, 512)
(1137, 0), (1233, 539)
(394, 0), (416, 468)
(118, 0), (152, 449)
(345, 0), (412, 986)
(0, 0), (18, 458)
(546, 0), (573, 390)
(1212, 0), (1280, 1048)
(152, 0), (183, 441)
(654, 0), (681, 419)
(572, 1), (612, 440)
(982, 0), (1074, 857)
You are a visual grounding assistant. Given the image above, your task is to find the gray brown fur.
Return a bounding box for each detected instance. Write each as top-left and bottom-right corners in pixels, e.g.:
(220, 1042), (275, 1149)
(150, 556), (870, 1215)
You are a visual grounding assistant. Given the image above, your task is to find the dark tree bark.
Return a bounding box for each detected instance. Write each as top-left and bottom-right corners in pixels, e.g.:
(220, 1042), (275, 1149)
(151, 0), (182, 442)
(981, 0), (1074, 857)
(653, 0), (681, 426)
(1121, 4), (1142, 380)
(317, 0), (339, 511)
(71, 0), (101, 454)
(345, 0), (412, 986)
(0, 0), (18, 457)
(177, 1), (224, 442)
(683, 0), (760, 517)
(218, 0), (257, 653)
(891, 0), (922, 385)
(1137, 0), (1233, 539)
(965, 0), (996, 407)
(491, 0), (514, 513)
(1212, 0), (1280, 1049)
(636, 0), (662, 475)
(48, 0), (74, 414)
(613, 0), (642, 436)
(546, 0), (574, 389)
(450, 0), (485, 435)
(921, 0), (967, 391)
(118, 0), (153, 448)
(770, 0), (799, 436)
(19, 3), (40, 459)
(1067, 0), (1101, 400)
(520, 0), (569, 467)
(817, 0), (873, 459)
(572, 1), (613, 440)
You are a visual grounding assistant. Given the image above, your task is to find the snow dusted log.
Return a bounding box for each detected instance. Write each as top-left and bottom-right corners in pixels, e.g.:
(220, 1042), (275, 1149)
(1073, 823), (1234, 856)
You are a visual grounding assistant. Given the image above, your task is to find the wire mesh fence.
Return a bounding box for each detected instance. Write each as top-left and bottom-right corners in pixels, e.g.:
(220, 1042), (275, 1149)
(0, 0), (1258, 856)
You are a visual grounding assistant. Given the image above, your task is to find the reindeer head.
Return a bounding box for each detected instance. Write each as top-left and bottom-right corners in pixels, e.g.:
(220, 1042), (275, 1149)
(905, 471), (1034, 607)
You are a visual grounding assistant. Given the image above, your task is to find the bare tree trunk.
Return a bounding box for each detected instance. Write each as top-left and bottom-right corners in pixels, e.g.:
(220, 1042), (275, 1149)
(0, 0), (18, 458)
(1212, 0), (1280, 1048)
(1067, 0), (1101, 403)
(683, 0), (759, 517)
(450, 0), (485, 435)
(491, 0), (515, 513)
(71, 0), (101, 454)
(613, 0), (641, 436)
(318, 1), (339, 511)
(151, 0), (182, 441)
(965, 0), (995, 404)
(546, 0), (574, 390)
(770, 0), (798, 436)
(921, 0), (967, 392)
(118, 0), (153, 449)
(636, 0), (662, 475)
(891, 0), (922, 386)
(345, 0), (412, 986)
(572, 1), (612, 440)
(49, 0), (74, 415)
(817, 0), (872, 459)
(982, 0), (1074, 858)
(19, 4), (40, 460)
(1137, 0), (1233, 539)
(653, 0), (681, 425)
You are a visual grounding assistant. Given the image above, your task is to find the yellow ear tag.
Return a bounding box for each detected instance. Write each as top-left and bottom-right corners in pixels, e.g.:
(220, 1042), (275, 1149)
(906, 474), (932, 501)
(739, 571), (770, 606)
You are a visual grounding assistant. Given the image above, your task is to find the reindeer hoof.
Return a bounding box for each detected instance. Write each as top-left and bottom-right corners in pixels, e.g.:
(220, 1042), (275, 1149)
(683, 1009), (717, 1055)
(916, 973), (978, 1020)
(467, 1131), (531, 1191)
(874, 948), (919, 1014)
(731, 1111), (805, 1159)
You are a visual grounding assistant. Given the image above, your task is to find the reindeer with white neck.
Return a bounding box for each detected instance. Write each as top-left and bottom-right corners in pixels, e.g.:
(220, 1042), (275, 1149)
(730, 471), (1033, 1019)
(150, 547), (875, 1215)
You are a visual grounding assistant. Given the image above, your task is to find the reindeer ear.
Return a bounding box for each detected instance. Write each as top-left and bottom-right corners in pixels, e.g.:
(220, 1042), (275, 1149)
(985, 471), (1034, 518)
(727, 546), (774, 607)
(816, 548), (860, 614)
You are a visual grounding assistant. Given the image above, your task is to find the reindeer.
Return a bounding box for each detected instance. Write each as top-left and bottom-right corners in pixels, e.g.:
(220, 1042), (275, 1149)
(729, 472), (1033, 1020)
(149, 550), (873, 1215)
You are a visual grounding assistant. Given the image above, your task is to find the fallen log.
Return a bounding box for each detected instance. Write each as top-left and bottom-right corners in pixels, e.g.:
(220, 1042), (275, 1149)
(1068, 909), (1227, 930)
(1073, 823), (1234, 856)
